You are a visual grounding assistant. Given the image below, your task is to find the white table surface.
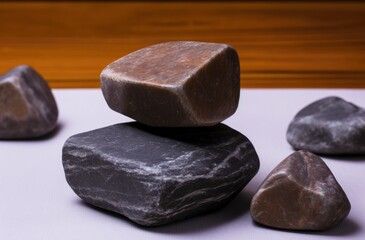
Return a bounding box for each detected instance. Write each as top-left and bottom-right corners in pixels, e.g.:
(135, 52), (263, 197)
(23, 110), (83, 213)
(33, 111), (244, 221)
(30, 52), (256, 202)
(1, 89), (364, 239)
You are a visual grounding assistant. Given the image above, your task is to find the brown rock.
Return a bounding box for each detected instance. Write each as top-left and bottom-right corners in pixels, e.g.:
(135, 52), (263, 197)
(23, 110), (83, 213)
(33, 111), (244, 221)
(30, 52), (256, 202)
(0, 65), (58, 139)
(250, 150), (351, 231)
(100, 41), (240, 127)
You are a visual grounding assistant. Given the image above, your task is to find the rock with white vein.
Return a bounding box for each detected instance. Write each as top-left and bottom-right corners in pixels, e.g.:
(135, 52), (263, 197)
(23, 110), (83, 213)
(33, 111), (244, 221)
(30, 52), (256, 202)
(250, 150), (351, 231)
(0, 65), (58, 139)
(100, 41), (240, 127)
(287, 96), (365, 154)
(62, 122), (259, 226)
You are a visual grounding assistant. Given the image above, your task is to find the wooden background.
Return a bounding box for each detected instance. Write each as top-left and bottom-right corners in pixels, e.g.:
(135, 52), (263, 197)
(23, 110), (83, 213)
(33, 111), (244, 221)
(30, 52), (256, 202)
(1, 1), (365, 88)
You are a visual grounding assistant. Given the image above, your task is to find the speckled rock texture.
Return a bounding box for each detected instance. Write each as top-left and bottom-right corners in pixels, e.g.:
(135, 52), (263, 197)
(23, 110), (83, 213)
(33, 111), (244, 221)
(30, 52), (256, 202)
(0, 65), (58, 139)
(62, 122), (259, 226)
(100, 41), (240, 127)
(250, 150), (351, 231)
(287, 96), (365, 155)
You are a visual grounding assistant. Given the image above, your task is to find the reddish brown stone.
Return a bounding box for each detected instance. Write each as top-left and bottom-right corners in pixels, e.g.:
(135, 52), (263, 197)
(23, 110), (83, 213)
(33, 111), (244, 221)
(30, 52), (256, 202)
(100, 41), (240, 127)
(250, 150), (351, 231)
(0, 65), (58, 139)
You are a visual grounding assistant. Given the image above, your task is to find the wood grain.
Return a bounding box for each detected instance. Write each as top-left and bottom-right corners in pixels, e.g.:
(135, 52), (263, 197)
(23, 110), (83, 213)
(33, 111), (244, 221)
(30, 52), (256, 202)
(1, 2), (365, 88)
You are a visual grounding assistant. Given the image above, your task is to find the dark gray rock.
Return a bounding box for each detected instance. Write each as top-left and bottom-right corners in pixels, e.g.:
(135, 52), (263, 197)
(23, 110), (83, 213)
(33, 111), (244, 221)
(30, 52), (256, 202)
(287, 96), (365, 155)
(250, 150), (351, 231)
(62, 122), (259, 226)
(100, 41), (240, 127)
(0, 65), (58, 139)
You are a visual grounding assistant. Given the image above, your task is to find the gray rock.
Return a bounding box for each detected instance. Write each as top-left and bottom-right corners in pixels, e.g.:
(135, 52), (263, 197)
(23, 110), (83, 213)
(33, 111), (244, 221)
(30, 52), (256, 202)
(287, 96), (365, 155)
(0, 65), (58, 139)
(250, 150), (351, 231)
(62, 122), (259, 226)
(100, 41), (240, 127)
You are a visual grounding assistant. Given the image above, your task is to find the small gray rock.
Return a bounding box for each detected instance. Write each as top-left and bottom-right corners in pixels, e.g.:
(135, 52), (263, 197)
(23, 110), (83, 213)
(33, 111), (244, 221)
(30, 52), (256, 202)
(100, 41), (240, 127)
(287, 96), (365, 154)
(62, 122), (259, 226)
(250, 150), (351, 231)
(0, 65), (58, 139)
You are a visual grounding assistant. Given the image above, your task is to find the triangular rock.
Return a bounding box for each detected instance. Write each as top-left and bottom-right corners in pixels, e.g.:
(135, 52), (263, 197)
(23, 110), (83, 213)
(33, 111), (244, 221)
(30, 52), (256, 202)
(250, 150), (350, 230)
(100, 41), (240, 127)
(0, 65), (58, 139)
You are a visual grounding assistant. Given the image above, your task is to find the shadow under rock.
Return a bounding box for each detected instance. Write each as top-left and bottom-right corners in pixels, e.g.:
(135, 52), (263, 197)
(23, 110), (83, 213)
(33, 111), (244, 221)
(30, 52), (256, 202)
(77, 190), (253, 234)
(0, 121), (64, 142)
(321, 154), (365, 162)
(77, 200), (150, 229)
(123, 121), (246, 148)
(253, 217), (361, 237)
(32, 122), (64, 141)
(149, 190), (252, 234)
(288, 146), (365, 161)
(317, 218), (362, 237)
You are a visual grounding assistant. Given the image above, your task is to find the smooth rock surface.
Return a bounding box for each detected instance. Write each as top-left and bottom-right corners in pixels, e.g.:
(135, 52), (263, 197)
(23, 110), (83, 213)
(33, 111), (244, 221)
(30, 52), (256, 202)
(287, 96), (365, 155)
(62, 122), (259, 226)
(0, 65), (58, 139)
(100, 41), (240, 127)
(250, 150), (351, 231)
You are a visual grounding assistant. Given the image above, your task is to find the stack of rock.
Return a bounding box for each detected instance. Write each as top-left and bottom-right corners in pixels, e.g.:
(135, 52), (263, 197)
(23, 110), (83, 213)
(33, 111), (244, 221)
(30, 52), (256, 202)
(62, 41), (260, 226)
